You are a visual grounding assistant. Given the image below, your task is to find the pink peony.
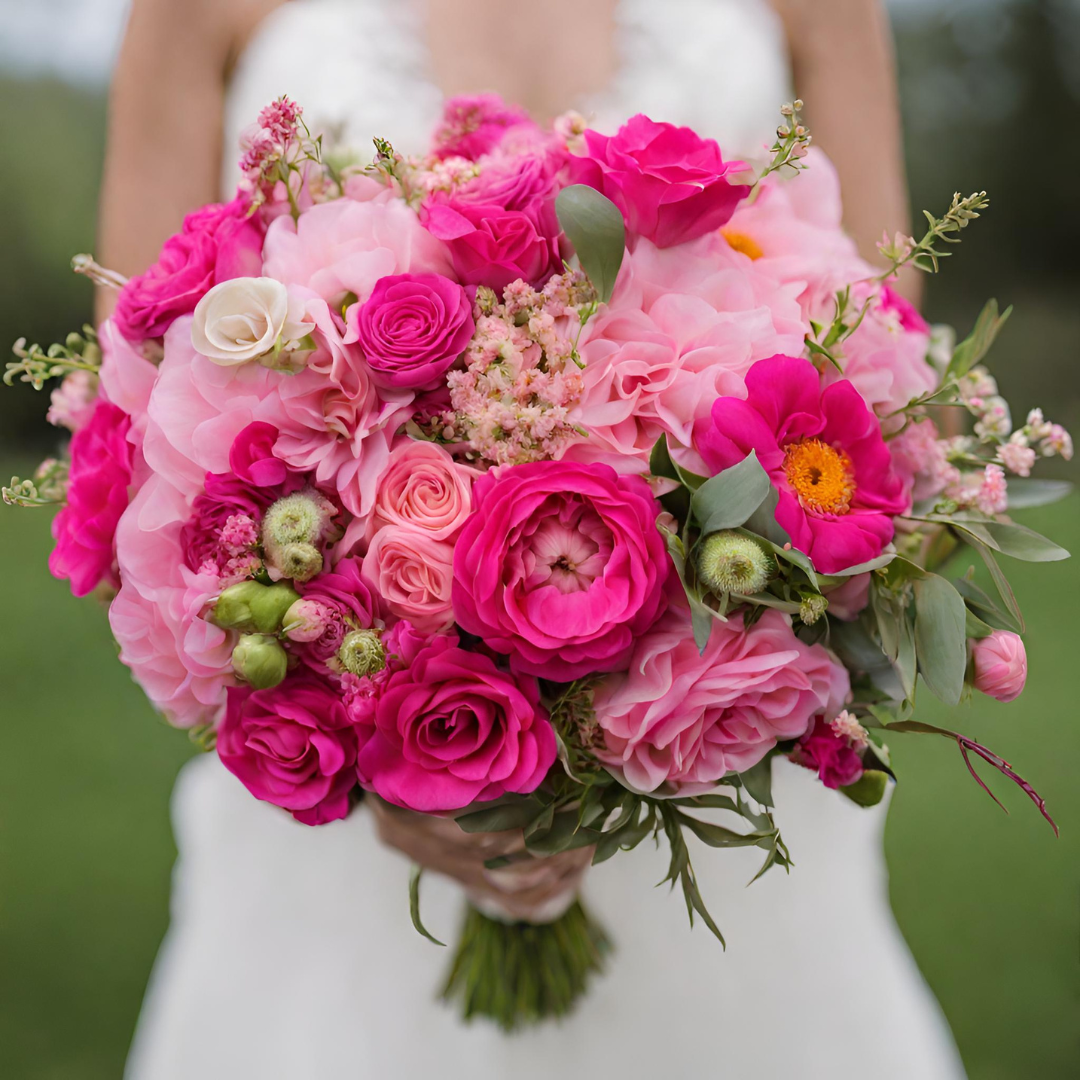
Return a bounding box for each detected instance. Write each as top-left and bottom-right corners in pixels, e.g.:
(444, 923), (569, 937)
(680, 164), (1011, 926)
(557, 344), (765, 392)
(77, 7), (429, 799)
(793, 716), (864, 789)
(452, 460), (669, 680)
(344, 272), (474, 390)
(362, 526), (455, 633)
(593, 604), (848, 793)
(217, 675), (358, 825)
(422, 200), (562, 291)
(49, 400), (134, 596)
(114, 197), (263, 341)
(430, 94), (538, 160)
(97, 319), (159, 448)
(971, 630), (1027, 702)
(354, 635), (556, 812)
(698, 356), (908, 574)
(567, 115), (750, 248)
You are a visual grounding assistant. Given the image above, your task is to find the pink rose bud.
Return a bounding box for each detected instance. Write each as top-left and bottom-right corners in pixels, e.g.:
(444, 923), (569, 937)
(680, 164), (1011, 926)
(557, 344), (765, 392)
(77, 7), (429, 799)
(971, 630), (1027, 702)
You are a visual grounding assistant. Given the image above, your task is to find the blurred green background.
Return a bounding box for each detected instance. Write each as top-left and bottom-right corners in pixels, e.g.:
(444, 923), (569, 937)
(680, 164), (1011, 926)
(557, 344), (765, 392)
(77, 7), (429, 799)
(1, 1), (1078, 1077)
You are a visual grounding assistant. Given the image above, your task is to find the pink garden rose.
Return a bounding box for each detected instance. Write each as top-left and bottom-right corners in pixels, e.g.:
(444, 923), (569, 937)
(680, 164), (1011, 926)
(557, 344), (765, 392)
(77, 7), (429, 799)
(452, 460), (669, 680)
(218, 674), (358, 825)
(698, 356), (908, 574)
(114, 197), (263, 341)
(355, 635), (555, 812)
(431, 94), (538, 160)
(49, 400), (134, 596)
(593, 604), (848, 793)
(362, 525), (455, 633)
(344, 272), (474, 390)
(568, 115), (750, 248)
(971, 630), (1027, 702)
(793, 716), (864, 789)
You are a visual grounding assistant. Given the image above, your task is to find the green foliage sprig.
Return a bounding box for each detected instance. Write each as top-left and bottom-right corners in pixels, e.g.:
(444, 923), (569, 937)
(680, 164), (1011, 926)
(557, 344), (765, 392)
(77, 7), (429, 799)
(6, 326), (101, 391)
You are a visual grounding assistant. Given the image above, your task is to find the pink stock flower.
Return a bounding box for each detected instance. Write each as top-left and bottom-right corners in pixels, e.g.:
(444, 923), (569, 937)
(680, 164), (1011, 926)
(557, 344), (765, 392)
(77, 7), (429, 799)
(971, 630), (1027, 702)
(889, 416), (957, 504)
(594, 604), (848, 793)
(792, 715), (864, 789)
(355, 635), (556, 812)
(218, 674), (358, 825)
(344, 272), (474, 390)
(999, 442), (1037, 477)
(362, 525), (455, 633)
(976, 463), (1008, 516)
(568, 115), (750, 248)
(47, 370), (98, 432)
(431, 94), (538, 160)
(452, 460), (669, 680)
(698, 356), (908, 574)
(114, 197), (263, 341)
(49, 400), (133, 596)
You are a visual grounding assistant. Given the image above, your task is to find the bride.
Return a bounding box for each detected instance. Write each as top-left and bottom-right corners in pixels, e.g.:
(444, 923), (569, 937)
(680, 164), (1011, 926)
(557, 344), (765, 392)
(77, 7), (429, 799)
(101, 1), (966, 1076)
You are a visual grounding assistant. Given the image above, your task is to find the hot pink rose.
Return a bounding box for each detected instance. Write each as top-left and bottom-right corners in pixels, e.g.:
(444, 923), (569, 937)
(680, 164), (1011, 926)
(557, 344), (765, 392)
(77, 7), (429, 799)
(698, 356), (908, 574)
(344, 272), (474, 390)
(793, 716), (864, 789)
(568, 115), (750, 248)
(431, 94), (538, 160)
(451, 147), (565, 229)
(362, 526), (455, 632)
(971, 630), (1027, 702)
(114, 197), (263, 341)
(368, 440), (475, 540)
(452, 460), (669, 680)
(49, 400), (134, 596)
(422, 201), (561, 291)
(594, 604), (849, 793)
(218, 675), (358, 825)
(355, 635), (556, 812)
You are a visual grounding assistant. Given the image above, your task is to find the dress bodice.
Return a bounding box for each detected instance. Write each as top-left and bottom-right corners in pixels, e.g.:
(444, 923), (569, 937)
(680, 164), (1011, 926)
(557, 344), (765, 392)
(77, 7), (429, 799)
(222, 0), (792, 192)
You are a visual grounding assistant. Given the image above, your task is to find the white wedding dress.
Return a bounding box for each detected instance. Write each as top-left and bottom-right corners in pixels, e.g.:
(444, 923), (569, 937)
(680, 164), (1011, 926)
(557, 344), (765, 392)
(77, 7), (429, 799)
(126, 2), (967, 1077)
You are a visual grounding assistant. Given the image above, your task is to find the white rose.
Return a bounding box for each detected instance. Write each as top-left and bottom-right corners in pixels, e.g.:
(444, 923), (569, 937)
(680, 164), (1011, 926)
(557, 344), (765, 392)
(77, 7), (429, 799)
(191, 277), (314, 367)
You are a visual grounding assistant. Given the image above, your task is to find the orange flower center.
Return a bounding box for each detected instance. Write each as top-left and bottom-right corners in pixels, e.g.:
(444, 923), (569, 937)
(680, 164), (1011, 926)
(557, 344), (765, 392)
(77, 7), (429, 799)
(783, 438), (855, 516)
(721, 228), (763, 260)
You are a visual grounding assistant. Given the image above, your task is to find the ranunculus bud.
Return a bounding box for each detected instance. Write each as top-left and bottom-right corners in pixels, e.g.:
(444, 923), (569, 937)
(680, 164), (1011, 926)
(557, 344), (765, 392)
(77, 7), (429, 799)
(232, 633), (288, 690)
(336, 629), (386, 676)
(211, 580), (265, 629)
(213, 580), (301, 633)
(282, 598), (333, 642)
(971, 630), (1027, 702)
(696, 531), (773, 596)
(272, 542), (324, 583)
(262, 491), (335, 582)
(799, 593), (828, 625)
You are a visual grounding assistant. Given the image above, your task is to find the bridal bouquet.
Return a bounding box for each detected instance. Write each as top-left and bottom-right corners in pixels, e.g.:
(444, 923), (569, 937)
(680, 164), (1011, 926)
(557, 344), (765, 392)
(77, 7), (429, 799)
(6, 94), (1071, 1029)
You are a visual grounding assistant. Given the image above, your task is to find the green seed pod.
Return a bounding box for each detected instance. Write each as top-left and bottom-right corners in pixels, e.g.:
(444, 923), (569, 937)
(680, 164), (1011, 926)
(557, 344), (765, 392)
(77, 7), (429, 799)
(231, 634), (288, 690)
(696, 531), (773, 596)
(337, 629), (386, 677)
(247, 581), (302, 633)
(211, 580), (268, 630)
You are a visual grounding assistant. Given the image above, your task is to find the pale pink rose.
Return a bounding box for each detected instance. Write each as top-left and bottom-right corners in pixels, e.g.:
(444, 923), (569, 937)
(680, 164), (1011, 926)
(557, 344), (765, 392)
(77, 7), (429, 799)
(261, 198), (454, 309)
(971, 630), (1027, 702)
(594, 603), (849, 794)
(367, 440), (475, 541)
(361, 525), (455, 632)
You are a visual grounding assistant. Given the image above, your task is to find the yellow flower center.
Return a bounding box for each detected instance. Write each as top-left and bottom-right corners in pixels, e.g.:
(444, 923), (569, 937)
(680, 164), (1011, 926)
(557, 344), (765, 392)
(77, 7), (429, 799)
(721, 228), (764, 260)
(783, 438), (855, 516)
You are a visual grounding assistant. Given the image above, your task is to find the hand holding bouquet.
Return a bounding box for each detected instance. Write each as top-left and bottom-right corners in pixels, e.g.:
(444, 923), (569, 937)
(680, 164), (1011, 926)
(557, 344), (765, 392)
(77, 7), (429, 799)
(6, 94), (1070, 1030)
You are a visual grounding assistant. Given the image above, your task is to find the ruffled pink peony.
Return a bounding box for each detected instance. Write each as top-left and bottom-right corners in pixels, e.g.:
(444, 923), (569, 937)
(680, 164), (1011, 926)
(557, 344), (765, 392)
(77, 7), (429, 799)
(362, 525), (455, 633)
(698, 356), (908, 574)
(261, 198), (453, 309)
(430, 94), (538, 160)
(114, 197), (263, 341)
(97, 319), (159, 448)
(568, 115), (750, 248)
(344, 272), (474, 390)
(355, 635), (556, 812)
(49, 400), (134, 596)
(793, 716), (864, 789)
(218, 675), (358, 825)
(452, 460), (669, 680)
(594, 604), (849, 793)
(971, 630), (1027, 702)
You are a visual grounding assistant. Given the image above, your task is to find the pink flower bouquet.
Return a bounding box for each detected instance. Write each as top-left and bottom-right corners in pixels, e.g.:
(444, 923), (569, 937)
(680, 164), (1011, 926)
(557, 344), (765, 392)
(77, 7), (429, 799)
(5, 94), (1072, 1030)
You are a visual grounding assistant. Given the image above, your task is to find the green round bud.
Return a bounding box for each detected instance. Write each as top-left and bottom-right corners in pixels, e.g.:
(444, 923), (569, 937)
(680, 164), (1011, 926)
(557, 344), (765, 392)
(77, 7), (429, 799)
(231, 634), (288, 690)
(247, 581), (301, 633)
(271, 542), (324, 583)
(696, 531), (773, 596)
(799, 593), (828, 625)
(211, 580), (267, 630)
(262, 492), (326, 548)
(840, 769), (890, 808)
(337, 629), (386, 677)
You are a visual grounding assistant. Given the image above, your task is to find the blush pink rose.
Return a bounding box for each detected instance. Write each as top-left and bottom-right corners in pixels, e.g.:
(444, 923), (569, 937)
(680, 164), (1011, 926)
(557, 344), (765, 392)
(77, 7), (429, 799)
(49, 400), (134, 596)
(114, 197), (263, 341)
(567, 115), (751, 248)
(793, 716), (864, 789)
(355, 635), (556, 812)
(971, 630), (1027, 702)
(430, 94), (538, 160)
(344, 272), (474, 390)
(452, 460), (669, 680)
(368, 440), (475, 540)
(362, 525), (455, 633)
(218, 675), (358, 825)
(593, 604), (849, 793)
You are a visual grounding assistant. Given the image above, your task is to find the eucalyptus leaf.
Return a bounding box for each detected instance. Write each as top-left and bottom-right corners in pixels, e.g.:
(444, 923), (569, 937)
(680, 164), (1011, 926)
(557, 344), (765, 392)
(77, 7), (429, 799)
(408, 866), (446, 947)
(912, 572), (968, 705)
(972, 519), (1069, 563)
(555, 184), (626, 303)
(963, 534), (1025, 632)
(953, 575), (1018, 633)
(691, 451), (773, 534)
(742, 484), (790, 546)
(1005, 478), (1074, 509)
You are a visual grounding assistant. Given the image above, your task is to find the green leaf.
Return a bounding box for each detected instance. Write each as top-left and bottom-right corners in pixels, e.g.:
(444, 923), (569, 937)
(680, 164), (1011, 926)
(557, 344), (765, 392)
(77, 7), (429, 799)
(815, 550), (896, 585)
(555, 184), (626, 303)
(742, 484), (790, 546)
(1005, 479), (1074, 509)
(971, 519), (1069, 563)
(691, 451), (773, 534)
(953, 575), (1019, 633)
(409, 866), (446, 947)
(840, 770), (890, 808)
(912, 573), (968, 705)
(455, 796), (545, 833)
(946, 298), (1012, 379)
(679, 814), (770, 849)
(963, 534), (1025, 632)
(738, 757), (774, 807)
(648, 434), (679, 483)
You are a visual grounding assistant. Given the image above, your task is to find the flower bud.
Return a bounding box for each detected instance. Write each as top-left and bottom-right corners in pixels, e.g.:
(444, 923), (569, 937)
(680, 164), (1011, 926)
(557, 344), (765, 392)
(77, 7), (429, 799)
(336, 629), (386, 676)
(696, 531), (773, 596)
(232, 633), (288, 690)
(270, 542), (324, 583)
(799, 593), (828, 625)
(971, 630), (1027, 702)
(262, 492), (327, 547)
(212, 580), (300, 633)
(283, 598), (332, 642)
